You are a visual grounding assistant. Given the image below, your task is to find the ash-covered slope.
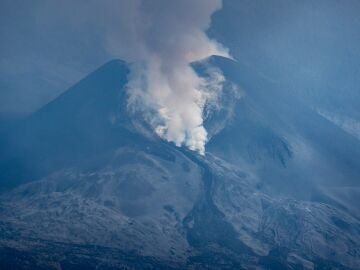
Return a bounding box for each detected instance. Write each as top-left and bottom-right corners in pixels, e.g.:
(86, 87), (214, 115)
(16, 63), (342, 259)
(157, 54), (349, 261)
(204, 56), (360, 210)
(0, 60), (140, 190)
(0, 57), (359, 269)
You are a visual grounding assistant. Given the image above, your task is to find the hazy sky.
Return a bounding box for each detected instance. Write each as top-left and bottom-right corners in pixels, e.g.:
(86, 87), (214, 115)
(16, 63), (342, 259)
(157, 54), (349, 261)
(1, 0), (360, 117)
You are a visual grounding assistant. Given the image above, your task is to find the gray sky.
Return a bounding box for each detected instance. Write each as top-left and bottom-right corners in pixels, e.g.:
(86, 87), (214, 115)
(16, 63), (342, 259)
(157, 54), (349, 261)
(1, 0), (360, 118)
(0, 0), (119, 114)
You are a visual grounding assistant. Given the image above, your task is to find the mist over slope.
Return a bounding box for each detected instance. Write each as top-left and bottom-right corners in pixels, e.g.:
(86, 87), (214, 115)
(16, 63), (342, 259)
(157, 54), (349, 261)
(0, 56), (359, 269)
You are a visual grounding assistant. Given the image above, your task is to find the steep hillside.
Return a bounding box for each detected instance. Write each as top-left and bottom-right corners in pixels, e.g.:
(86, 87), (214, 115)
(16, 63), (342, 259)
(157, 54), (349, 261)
(0, 57), (359, 269)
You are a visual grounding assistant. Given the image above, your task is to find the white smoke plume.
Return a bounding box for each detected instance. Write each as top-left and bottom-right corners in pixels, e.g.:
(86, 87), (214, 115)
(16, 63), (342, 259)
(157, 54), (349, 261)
(117, 0), (230, 155)
(23, 0), (230, 154)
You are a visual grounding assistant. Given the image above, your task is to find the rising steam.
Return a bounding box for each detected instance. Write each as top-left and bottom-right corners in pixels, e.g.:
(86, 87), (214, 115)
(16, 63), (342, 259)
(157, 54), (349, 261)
(121, 0), (230, 155)
(5, 0), (229, 154)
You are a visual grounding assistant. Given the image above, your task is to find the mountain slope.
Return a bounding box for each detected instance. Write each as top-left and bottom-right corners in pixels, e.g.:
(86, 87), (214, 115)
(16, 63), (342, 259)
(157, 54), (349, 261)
(204, 56), (360, 208)
(0, 60), (143, 190)
(0, 57), (359, 269)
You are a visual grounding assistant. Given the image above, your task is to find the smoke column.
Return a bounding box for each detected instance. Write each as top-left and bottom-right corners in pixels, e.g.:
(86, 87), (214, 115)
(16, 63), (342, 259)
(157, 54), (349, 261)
(0, 0), (229, 153)
(122, 0), (230, 155)
(27, 0), (230, 154)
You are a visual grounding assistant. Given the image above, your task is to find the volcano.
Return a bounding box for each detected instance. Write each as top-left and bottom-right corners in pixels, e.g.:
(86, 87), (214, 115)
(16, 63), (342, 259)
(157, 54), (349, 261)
(0, 57), (359, 269)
